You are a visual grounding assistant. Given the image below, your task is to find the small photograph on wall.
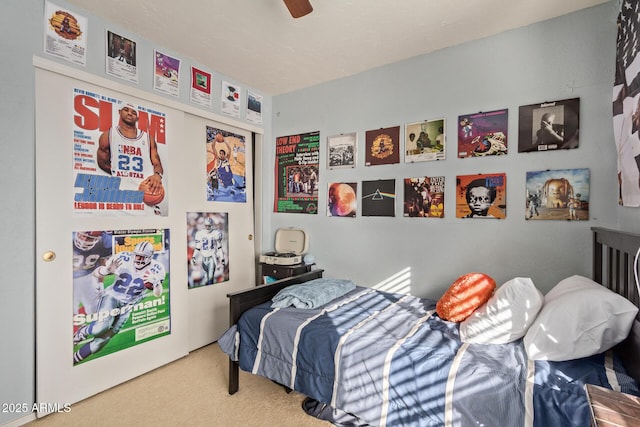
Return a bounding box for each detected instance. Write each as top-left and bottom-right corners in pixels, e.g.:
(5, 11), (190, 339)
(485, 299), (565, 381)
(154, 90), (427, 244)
(525, 168), (589, 221)
(72, 229), (170, 365)
(518, 98), (580, 153)
(187, 212), (230, 287)
(328, 182), (357, 217)
(327, 133), (357, 169)
(456, 173), (507, 219)
(405, 119), (446, 162)
(365, 126), (400, 166)
(206, 126), (247, 203)
(457, 109), (508, 158)
(404, 176), (445, 218)
(106, 31), (138, 83)
(362, 179), (396, 217)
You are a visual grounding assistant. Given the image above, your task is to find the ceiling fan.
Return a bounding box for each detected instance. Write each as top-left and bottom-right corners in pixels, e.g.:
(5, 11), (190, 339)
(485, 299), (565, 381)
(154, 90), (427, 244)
(283, 0), (313, 18)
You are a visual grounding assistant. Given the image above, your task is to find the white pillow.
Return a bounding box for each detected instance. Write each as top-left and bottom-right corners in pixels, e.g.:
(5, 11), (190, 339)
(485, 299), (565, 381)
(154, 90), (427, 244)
(459, 277), (544, 344)
(524, 275), (639, 361)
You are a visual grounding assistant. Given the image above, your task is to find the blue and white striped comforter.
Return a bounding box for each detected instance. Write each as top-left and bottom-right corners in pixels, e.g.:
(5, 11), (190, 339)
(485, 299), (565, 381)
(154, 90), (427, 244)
(218, 287), (639, 426)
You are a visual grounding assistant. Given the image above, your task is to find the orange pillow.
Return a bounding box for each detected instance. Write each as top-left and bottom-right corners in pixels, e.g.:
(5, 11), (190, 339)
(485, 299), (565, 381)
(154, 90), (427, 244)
(436, 273), (496, 322)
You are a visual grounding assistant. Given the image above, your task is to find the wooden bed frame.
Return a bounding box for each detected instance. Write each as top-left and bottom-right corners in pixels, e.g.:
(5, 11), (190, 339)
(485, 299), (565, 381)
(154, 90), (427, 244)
(223, 227), (640, 394)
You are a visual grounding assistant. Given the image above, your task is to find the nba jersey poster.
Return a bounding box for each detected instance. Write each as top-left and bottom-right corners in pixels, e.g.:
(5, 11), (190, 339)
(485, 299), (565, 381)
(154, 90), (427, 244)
(72, 88), (169, 216)
(274, 131), (320, 214)
(72, 229), (171, 365)
(206, 126), (247, 202)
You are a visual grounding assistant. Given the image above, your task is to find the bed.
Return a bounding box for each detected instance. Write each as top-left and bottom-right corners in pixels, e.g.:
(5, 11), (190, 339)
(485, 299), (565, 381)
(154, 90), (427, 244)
(219, 227), (640, 426)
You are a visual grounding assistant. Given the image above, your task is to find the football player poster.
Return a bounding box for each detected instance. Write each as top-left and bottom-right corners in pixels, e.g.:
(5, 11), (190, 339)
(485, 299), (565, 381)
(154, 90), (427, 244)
(404, 176), (445, 218)
(457, 109), (508, 158)
(72, 229), (171, 365)
(186, 212), (230, 288)
(456, 173), (507, 219)
(206, 126), (247, 202)
(365, 126), (400, 166)
(274, 131), (320, 214)
(525, 168), (590, 221)
(518, 98), (580, 153)
(72, 88), (169, 216)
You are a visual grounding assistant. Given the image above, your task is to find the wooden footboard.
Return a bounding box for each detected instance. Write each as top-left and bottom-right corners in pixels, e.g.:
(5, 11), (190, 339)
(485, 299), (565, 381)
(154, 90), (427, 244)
(225, 269), (324, 394)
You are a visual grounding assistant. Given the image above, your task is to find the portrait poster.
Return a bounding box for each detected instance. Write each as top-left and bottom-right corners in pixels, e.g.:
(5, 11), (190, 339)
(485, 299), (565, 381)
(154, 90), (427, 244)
(525, 168), (590, 221)
(327, 182), (357, 217)
(456, 173), (507, 219)
(44, 1), (87, 66)
(206, 126), (247, 203)
(457, 109), (508, 158)
(72, 89), (169, 216)
(362, 179), (396, 217)
(274, 131), (320, 214)
(106, 30), (138, 83)
(186, 212), (229, 287)
(72, 228), (170, 365)
(403, 176), (445, 218)
(221, 80), (241, 118)
(246, 90), (263, 125)
(365, 126), (400, 166)
(405, 119), (446, 162)
(518, 98), (580, 153)
(190, 66), (212, 108)
(614, 0), (640, 207)
(153, 50), (180, 97)
(327, 133), (357, 169)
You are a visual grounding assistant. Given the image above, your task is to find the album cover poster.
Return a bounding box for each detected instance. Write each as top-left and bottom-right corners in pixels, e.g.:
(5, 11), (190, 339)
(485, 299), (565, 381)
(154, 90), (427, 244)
(153, 50), (180, 97)
(44, 1), (87, 66)
(365, 126), (400, 166)
(525, 168), (589, 221)
(456, 173), (507, 219)
(404, 176), (445, 218)
(106, 30), (138, 83)
(327, 182), (357, 217)
(405, 119), (446, 162)
(518, 98), (580, 153)
(361, 179), (396, 217)
(457, 109), (508, 158)
(190, 66), (212, 108)
(328, 133), (357, 169)
(275, 131), (320, 214)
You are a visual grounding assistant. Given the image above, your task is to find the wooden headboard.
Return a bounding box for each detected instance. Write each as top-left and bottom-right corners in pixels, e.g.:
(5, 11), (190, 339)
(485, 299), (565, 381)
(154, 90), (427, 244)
(592, 227), (640, 384)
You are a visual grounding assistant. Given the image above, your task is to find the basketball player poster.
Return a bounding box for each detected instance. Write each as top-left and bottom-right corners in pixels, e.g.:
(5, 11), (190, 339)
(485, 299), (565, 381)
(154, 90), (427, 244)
(72, 88), (169, 216)
(206, 126), (247, 203)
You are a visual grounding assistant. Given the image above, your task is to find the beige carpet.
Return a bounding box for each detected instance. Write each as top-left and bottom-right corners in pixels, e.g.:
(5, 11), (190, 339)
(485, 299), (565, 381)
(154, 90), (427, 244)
(26, 344), (328, 427)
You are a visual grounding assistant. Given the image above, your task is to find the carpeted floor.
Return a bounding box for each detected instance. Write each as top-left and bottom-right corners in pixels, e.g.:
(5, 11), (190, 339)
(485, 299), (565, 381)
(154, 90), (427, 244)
(26, 344), (328, 427)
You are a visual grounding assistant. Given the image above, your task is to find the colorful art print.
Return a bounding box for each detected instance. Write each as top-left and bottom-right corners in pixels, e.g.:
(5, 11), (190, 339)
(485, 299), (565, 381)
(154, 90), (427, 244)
(206, 126), (247, 203)
(327, 133), (357, 169)
(361, 179), (396, 217)
(365, 126), (400, 166)
(186, 212), (229, 288)
(405, 119), (446, 162)
(403, 176), (445, 218)
(327, 182), (357, 217)
(72, 89), (169, 216)
(525, 168), (589, 221)
(518, 98), (580, 153)
(154, 50), (180, 97)
(72, 229), (170, 365)
(457, 109), (509, 158)
(275, 131), (320, 214)
(456, 173), (507, 219)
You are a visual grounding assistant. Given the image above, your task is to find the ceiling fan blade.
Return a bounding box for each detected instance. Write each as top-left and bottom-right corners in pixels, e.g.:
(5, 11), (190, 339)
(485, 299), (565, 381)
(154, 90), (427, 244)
(283, 0), (313, 18)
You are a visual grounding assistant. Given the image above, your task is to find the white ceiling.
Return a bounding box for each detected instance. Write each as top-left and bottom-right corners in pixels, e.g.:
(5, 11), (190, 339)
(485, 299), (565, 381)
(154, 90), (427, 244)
(67, 0), (609, 96)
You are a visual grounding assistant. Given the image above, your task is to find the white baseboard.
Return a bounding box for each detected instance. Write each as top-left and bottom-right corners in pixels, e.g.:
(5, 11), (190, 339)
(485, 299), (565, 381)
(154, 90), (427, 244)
(1, 413), (36, 427)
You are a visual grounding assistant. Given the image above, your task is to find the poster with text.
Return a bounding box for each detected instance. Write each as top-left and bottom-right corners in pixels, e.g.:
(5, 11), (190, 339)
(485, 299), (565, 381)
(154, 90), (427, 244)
(206, 126), (246, 202)
(190, 66), (212, 108)
(404, 176), (445, 218)
(274, 131), (320, 214)
(328, 182), (357, 217)
(187, 212), (229, 287)
(405, 119), (446, 162)
(44, 1), (87, 66)
(525, 168), (590, 221)
(456, 173), (507, 219)
(365, 126), (400, 166)
(246, 90), (263, 125)
(153, 50), (180, 97)
(457, 109), (508, 158)
(221, 81), (241, 118)
(106, 30), (138, 83)
(73, 89), (169, 216)
(72, 229), (170, 365)
(362, 179), (396, 217)
(518, 98), (580, 153)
